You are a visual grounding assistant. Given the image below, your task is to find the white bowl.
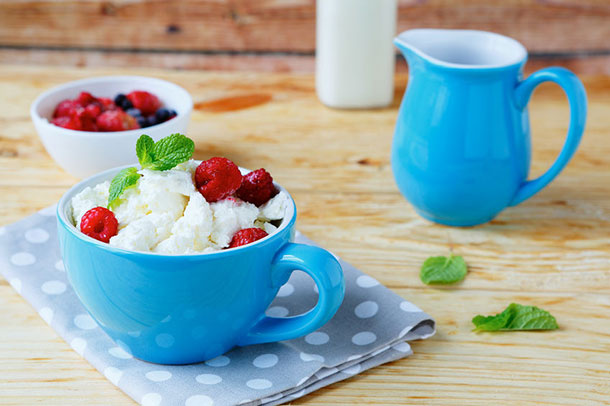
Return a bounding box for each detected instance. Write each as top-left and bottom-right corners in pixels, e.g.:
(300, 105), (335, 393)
(31, 76), (193, 179)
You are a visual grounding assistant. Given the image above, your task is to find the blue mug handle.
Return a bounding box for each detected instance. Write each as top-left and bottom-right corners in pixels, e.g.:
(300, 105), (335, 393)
(237, 243), (345, 346)
(510, 67), (587, 206)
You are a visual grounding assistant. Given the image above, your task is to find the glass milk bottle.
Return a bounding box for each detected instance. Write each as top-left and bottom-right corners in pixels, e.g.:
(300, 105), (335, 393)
(316, 0), (398, 109)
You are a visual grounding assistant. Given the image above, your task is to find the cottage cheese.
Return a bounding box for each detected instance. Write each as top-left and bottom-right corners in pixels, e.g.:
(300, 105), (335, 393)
(70, 160), (289, 254)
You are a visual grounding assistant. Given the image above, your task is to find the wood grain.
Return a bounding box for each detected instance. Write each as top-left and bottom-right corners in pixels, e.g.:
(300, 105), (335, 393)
(0, 65), (609, 405)
(1, 0), (610, 53)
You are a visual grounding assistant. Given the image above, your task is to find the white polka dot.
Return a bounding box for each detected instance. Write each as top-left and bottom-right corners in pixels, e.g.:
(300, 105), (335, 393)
(392, 342), (412, 353)
(315, 367), (338, 379)
(161, 315), (172, 323)
(205, 355), (230, 367)
(70, 337), (87, 356)
(41, 280), (66, 295)
(38, 307), (53, 324)
(54, 260), (65, 272)
(342, 364), (362, 375)
(356, 275), (379, 288)
(185, 395), (214, 406)
(146, 370), (172, 382)
(9, 278), (22, 293)
(10, 252), (35, 266)
(141, 392), (162, 406)
(276, 283), (294, 297)
(289, 389), (306, 399)
(265, 306), (289, 317)
(196, 373), (222, 384)
(299, 352), (324, 362)
(74, 314), (97, 330)
(128, 330), (141, 337)
(305, 331), (329, 345)
(109, 346), (132, 359)
(155, 333), (175, 348)
(354, 301), (379, 318)
(38, 205), (57, 216)
(253, 353), (278, 368)
(246, 378), (272, 390)
(261, 394), (283, 403)
(399, 325), (414, 338)
(352, 331), (376, 346)
(104, 366), (123, 385)
(25, 228), (49, 243)
(372, 345), (391, 356)
(400, 301), (422, 312)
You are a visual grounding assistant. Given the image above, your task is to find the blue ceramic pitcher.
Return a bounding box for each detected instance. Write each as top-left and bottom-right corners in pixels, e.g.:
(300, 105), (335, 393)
(392, 29), (587, 226)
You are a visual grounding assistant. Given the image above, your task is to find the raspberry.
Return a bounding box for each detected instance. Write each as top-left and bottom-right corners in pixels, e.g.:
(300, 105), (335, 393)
(236, 168), (278, 206)
(228, 228), (268, 248)
(84, 103), (102, 118)
(53, 99), (81, 118)
(127, 91), (161, 115)
(97, 97), (117, 111)
(96, 110), (140, 132)
(80, 207), (118, 243)
(51, 116), (80, 130)
(195, 157), (243, 203)
(77, 91), (96, 105)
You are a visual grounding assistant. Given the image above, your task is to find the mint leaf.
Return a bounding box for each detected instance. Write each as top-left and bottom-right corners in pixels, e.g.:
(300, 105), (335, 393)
(146, 133), (194, 171)
(473, 303), (559, 332)
(420, 254), (467, 284)
(108, 167), (140, 209)
(136, 134), (155, 167)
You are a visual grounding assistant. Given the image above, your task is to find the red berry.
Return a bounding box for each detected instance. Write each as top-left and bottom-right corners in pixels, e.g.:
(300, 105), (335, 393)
(195, 157), (243, 203)
(84, 103), (102, 118)
(236, 168), (278, 206)
(80, 207), (118, 243)
(53, 99), (81, 118)
(96, 110), (140, 132)
(228, 228), (268, 248)
(97, 97), (117, 111)
(51, 116), (80, 130)
(127, 91), (161, 115)
(77, 91), (96, 105)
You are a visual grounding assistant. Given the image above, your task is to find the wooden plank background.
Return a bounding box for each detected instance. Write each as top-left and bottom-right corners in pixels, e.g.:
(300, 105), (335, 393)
(1, 0), (610, 73)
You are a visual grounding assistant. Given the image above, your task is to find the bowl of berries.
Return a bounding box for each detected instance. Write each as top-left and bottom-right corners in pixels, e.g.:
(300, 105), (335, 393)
(31, 76), (193, 178)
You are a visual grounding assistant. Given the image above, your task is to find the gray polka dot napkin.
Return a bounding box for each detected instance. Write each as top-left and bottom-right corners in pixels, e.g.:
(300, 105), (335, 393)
(0, 206), (435, 406)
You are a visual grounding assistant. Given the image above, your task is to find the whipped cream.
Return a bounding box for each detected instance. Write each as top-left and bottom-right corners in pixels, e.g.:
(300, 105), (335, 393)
(70, 160), (289, 254)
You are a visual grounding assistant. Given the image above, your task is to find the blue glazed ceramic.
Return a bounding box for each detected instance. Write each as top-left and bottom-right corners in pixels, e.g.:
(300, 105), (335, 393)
(57, 166), (345, 365)
(392, 29), (587, 226)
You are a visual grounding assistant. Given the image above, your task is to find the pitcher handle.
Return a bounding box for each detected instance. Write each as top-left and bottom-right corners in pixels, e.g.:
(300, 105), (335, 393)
(509, 67), (587, 206)
(237, 243), (345, 346)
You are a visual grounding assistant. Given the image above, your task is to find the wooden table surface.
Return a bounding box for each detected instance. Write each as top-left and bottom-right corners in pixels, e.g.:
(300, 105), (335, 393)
(0, 65), (609, 405)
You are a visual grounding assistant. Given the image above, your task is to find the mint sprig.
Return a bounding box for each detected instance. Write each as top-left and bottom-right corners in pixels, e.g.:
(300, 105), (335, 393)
(472, 303), (559, 332)
(108, 167), (140, 209)
(137, 133), (194, 171)
(420, 254), (467, 285)
(107, 133), (195, 208)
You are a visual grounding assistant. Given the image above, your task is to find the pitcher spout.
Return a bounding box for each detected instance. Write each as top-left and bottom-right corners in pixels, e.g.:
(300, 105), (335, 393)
(394, 29), (527, 70)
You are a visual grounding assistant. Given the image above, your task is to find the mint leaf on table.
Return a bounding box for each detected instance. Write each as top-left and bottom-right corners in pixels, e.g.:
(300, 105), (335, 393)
(472, 303), (559, 332)
(136, 134), (155, 167)
(420, 254), (467, 284)
(108, 167), (140, 209)
(144, 133), (194, 171)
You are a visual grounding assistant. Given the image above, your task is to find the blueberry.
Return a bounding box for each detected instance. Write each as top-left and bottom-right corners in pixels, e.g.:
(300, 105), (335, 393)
(155, 108), (171, 122)
(146, 115), (159, 127)
(126, 108), (142, 117)
(114, 94), (133, 110)
(136, 116), (149, 128)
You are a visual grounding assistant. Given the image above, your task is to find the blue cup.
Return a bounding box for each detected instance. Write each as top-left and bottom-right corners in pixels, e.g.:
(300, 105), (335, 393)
(57, 166), (345, 364)
(392, 29), (587, 226)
